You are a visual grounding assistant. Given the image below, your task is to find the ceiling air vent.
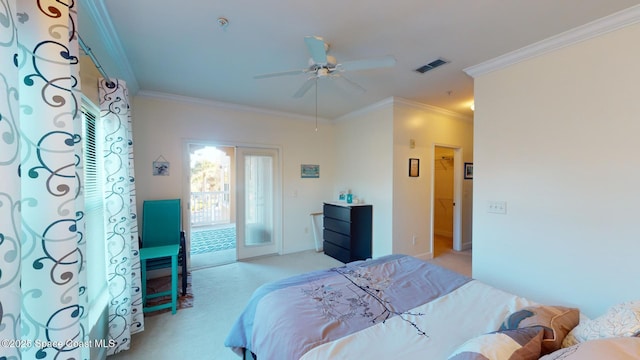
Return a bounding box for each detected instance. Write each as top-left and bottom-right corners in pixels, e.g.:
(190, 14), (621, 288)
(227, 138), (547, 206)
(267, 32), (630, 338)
(415, 58), (449, 74)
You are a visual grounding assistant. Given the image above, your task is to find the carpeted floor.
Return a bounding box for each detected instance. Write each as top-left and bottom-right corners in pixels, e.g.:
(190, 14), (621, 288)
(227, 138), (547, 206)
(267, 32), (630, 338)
(190, 226), (236, 255)
(144, 272), (193, 316)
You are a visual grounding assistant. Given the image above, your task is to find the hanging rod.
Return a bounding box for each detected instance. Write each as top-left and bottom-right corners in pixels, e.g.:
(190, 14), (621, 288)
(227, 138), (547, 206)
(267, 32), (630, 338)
(77, 34), (115, 88)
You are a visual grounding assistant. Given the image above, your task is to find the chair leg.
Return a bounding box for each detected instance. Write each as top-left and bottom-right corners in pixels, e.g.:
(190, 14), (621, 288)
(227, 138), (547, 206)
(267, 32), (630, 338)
(171, 253), (178, 314)
(180, 231), (188, 296)
(141, 258), (147, 306)
(181, 252), (188, 296)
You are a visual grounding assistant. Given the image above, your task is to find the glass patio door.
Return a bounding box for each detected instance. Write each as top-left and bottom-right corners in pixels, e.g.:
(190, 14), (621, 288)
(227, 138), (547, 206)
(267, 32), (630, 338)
(236, 147), (280, 259)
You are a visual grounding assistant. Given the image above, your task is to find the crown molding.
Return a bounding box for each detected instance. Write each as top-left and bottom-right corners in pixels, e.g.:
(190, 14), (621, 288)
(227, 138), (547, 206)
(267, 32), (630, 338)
(136, 90), (331, 123)
(464, 5), (640, 78)
(79, 0), (139, 93)
(335, 97), (471, 122)
(393, 97), (472, 122)
(334, 97), (395, 122)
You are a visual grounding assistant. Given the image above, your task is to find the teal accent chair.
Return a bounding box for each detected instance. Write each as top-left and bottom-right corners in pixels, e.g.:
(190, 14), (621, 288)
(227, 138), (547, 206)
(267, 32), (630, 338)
(140, 199), (188, 314)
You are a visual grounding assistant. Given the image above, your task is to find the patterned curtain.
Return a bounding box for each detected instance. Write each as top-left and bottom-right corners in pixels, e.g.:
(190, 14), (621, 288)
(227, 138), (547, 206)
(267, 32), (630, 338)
(99, 78), (144, 355)
(0, 1), (90, 359)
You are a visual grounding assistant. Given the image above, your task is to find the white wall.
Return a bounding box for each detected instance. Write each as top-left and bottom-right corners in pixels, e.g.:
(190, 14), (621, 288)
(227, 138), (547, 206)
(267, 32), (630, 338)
(334, 101), (394, 257)
(131, 94), (337, 254)
(472, 23), (640, 317)
(392, 99), (474, 258)
(334, 98), (474, 259)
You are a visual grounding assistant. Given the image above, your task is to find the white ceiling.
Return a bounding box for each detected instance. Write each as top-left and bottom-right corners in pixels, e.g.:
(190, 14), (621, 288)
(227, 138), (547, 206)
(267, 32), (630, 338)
(79, 1), (640, 120)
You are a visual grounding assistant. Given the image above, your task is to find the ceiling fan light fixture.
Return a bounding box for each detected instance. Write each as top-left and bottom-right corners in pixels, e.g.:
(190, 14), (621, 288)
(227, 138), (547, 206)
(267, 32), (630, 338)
(317, 68), (330, 77)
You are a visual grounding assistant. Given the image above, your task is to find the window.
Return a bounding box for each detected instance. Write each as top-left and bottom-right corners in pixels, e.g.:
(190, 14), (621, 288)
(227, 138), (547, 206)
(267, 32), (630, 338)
(81, 96), (109, 328)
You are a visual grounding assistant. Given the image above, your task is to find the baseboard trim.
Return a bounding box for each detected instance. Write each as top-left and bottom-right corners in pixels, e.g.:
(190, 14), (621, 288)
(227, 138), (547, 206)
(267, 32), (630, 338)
(414, 251), (433, 261)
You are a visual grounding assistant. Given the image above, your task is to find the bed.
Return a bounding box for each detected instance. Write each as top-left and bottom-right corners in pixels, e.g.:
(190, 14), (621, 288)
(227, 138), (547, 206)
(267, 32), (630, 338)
(224, 254), (640, 359)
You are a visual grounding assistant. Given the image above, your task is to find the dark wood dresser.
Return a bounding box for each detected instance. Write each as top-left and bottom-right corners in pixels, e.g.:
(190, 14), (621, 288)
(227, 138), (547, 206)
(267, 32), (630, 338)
(322, 202), (372, 263)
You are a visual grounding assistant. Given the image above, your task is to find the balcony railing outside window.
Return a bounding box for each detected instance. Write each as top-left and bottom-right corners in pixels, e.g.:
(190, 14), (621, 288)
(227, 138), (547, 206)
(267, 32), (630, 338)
(190, 191), (230, 226)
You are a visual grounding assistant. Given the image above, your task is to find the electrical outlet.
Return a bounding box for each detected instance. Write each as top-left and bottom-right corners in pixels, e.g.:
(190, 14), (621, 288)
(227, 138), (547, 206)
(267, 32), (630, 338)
(487, 201), (507, 214)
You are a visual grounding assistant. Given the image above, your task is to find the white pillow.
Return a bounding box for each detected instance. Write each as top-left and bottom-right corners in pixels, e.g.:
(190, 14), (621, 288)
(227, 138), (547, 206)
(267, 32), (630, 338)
(544, 337), (640, 360)
(562, 300), (640, 347)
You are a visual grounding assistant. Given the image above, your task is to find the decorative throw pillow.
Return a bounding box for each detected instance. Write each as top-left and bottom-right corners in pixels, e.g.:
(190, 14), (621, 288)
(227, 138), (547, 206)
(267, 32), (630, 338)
(541, 337), (640, 359)
(562, 300), (640, 347)
(499, 305), (579, 355)
(448, 327), (544, 360)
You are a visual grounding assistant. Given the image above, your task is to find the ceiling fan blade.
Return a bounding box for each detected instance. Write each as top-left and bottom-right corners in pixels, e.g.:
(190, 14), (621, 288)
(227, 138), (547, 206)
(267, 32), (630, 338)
(333, 74), (366, 94)
(304, 36), (328, 64)
(293, 77), (317, 98)
(338, 55), (396, 72)
(254, 69), (307, 79)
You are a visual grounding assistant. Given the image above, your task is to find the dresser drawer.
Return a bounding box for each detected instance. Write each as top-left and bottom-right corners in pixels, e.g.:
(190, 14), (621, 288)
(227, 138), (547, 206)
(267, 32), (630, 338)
(323, 217), (351, 236)
(323, 240), (350, 263)
(323, 229), (351, 249)
(323, 204), (351, 222)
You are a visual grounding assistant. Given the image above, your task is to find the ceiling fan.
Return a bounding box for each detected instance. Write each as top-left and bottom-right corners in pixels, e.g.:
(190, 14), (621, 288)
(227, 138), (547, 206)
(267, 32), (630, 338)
(254, 36), (396, 98)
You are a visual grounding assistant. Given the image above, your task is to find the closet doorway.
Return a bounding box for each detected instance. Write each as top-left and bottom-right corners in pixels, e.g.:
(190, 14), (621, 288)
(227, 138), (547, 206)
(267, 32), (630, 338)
(432, 146), (463, 257)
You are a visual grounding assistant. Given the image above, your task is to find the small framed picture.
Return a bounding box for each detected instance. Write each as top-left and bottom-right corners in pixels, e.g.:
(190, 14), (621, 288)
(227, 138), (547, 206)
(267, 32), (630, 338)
(153, 161), (170, 176)
(409, 158), (419, 177)
(464, 162), (473, 180)
(301, 164), (319, 178)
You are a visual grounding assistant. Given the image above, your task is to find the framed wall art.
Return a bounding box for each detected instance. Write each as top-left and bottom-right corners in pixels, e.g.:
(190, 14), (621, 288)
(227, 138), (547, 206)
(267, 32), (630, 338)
(301, 164), (320, 178)
(464, 162), (473, 180)
(153, 155), (170, 176)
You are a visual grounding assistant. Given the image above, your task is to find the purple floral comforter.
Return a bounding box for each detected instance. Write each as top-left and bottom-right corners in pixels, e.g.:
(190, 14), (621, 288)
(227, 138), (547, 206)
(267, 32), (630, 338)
(224, 254), (471, 359)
